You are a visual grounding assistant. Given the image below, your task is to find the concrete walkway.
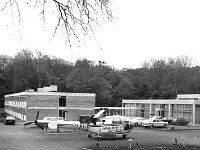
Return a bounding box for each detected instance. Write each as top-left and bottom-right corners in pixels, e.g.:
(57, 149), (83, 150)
(162, 124), (200, 131)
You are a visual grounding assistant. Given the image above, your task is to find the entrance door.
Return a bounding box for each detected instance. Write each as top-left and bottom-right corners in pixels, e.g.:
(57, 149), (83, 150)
(156, 110), (164, 117)
(59, 110), (66, 119)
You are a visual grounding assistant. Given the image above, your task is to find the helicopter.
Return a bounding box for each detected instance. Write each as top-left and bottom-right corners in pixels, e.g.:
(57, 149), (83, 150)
(24, 111), (80, 132)
(24, 109), (134, 140)
(78, 109), (134, 141)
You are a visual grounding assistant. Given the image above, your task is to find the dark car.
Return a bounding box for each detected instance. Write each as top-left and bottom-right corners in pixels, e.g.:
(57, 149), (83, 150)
(4, 116), (16, 125)
(162, 117), (174, 124)
(172, 118), (189, 125)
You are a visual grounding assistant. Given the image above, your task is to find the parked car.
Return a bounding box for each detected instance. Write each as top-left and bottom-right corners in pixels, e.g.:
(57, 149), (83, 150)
(131, 117), (147, 126)
(162, 117), (174, 124)
(142, 118), (168, 128)
(172, 118), (189, 125)
(151, 116), (163, 119)
(4, 116), (16, 125)
(126, 117), (137, 126)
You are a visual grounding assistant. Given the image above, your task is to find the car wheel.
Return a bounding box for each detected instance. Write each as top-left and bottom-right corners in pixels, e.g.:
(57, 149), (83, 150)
(88, 134), (91, 138)
(150, 125), (154, 128)
(97, 137), (101, 141)
(163, 124), (167, 128)
(122, 134), (127, 139)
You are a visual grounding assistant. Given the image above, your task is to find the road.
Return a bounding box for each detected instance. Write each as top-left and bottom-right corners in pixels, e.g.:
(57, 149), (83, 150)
(0, 123), (200, 150)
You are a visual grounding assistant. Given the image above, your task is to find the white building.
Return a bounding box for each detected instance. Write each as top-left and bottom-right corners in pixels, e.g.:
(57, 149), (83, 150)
(122, 94), (200, 125)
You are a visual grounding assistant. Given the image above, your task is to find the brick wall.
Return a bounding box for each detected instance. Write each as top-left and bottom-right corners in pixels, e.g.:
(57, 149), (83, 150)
(65, 96), (95, 108)
(26, 94), (95, 108)
(65, 109), (95, 121)
(5, 92), (96, 121)
(26, 109), (95, 121)
(27, 95), (58, 107)
(27, 109), (58, 121)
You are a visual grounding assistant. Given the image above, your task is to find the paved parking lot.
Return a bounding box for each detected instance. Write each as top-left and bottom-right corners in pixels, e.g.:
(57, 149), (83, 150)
(1, 123), (200, 150)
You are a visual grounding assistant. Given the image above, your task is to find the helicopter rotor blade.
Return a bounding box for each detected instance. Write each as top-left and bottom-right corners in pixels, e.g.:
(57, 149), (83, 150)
(34, 120), (44, 130)
(24, 111), (39, 127)
(24, 111), (44, 130)
(35, 111), (39, 120)
(24, 121), (34, 126)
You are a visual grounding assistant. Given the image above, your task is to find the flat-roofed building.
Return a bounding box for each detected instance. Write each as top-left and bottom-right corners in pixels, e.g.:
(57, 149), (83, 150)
(4, 86), (95, 121)
(122, 94), (200, 125)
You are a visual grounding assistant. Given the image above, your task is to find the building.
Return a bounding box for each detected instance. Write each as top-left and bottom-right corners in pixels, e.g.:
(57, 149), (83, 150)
(122, 94), (200, 125)
(4, 86), (95, 121)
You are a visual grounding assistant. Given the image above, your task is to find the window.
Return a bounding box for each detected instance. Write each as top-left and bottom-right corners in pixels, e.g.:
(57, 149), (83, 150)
(59, 96), (66, 107)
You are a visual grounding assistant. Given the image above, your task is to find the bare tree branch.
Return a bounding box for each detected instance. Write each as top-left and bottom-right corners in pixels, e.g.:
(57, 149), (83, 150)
(0, 1), (10, 12)
(14, 0), (21, 24)
(0, 0), (113, 46)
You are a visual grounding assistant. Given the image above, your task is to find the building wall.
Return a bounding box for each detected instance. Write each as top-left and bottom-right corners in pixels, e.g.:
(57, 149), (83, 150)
(4, 92), (95, 121)
(123, 102), (194, 121)
(64, 109), (95, 121)
(122, 96), (200, 125)
(4, 96), (27, 121)
(27, 95), (58, 108)
(65, 95), (95, 108)
(27, 109), (58, 121)
(171, 104), (193, 123)
(144, 104), (150, 118)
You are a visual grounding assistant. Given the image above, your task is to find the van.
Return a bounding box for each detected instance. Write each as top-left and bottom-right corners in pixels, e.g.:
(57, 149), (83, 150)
(4, 116), (16, 125)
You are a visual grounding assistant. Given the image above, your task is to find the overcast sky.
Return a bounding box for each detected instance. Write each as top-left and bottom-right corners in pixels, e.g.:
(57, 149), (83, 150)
(0, 0), (200, 69)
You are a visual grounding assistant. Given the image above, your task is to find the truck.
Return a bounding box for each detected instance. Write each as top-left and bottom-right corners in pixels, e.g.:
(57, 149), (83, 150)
(142, 118), (168, 128)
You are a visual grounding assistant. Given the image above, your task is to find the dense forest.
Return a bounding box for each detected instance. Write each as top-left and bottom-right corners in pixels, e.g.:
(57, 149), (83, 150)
(1, 50), (200, 108)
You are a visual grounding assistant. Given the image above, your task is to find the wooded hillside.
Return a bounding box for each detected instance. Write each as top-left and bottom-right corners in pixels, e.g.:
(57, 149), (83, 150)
(1, 50), (200, 107)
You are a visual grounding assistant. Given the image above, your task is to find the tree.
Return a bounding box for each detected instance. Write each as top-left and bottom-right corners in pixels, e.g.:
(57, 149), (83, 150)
(65, 59), (94, 92)
(0, 0), (112, 46)
(11, 50), (37, 92)
(0, 85), (7, 107)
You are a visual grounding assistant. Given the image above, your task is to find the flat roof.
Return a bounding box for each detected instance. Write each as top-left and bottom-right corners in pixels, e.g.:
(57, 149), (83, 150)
(122, 99), (200, 105)
(95, 107), (138, 110)
(5, 91), (96, 97)
(177, 94), (200, 99)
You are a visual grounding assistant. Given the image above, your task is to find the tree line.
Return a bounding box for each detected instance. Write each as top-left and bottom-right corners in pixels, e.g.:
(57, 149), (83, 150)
(1, 50), (200, 108)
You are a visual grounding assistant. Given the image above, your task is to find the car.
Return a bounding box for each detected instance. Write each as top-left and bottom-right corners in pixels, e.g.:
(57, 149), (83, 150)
(162, 117), (174, 124)
(4, 116), (16, 125)
(171, 118), (189, 125)
(130, 117), (147, 126)
(142, 118), (168, 128)
(151, 116), (163, 119)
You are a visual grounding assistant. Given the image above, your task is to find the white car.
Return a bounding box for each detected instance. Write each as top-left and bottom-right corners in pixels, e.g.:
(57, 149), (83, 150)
(142, 118), (168, 128)
(130, 117), (147, 126)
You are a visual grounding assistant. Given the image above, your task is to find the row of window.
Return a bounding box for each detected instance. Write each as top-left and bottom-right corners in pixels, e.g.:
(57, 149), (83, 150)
(5, 101), (27, 108)
(124, 103), (193, 110)
(4, 109), (26, 121)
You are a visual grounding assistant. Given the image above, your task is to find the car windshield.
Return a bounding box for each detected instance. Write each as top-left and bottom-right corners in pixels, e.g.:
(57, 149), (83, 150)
(45, 117), (64, 121)
(6, 116), (15, 120)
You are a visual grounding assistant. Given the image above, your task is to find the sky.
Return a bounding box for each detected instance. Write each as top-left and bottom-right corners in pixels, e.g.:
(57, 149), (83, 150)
(0, 0), (200, 69)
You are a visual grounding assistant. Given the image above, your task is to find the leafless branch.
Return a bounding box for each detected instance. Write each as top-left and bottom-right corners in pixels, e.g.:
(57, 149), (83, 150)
(1, 0), (22, 24)
(1, 0), (113, 46)
(14, 0), (21, 24)
(0, 1), (10, 12)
